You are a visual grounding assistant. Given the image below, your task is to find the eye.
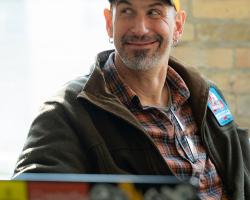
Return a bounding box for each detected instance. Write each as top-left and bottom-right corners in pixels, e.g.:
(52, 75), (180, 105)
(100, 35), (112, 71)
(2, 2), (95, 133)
(120, 8), (134, 16)
(148, 9), (163, 19)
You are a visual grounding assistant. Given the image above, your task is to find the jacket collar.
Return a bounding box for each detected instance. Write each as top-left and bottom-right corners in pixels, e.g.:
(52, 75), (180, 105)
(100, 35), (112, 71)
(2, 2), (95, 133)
(77, 50), (145, 132)
(168, 57), (210, 129)
(77, 50), (210, 132)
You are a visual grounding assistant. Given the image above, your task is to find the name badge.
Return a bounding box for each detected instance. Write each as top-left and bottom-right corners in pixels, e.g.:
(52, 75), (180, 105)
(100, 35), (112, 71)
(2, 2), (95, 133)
(207, 87), (233, 126)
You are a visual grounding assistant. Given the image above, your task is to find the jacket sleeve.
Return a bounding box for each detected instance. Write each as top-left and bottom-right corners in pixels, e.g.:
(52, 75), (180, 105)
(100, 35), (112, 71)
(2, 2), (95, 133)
(13, 100), (90, 177)
(205, 83), (250, 199)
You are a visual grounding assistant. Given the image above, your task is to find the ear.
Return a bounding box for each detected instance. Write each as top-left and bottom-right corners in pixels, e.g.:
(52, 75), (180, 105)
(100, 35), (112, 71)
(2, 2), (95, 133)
(104, 8), (113, 38)
(173, 10), (186, 42)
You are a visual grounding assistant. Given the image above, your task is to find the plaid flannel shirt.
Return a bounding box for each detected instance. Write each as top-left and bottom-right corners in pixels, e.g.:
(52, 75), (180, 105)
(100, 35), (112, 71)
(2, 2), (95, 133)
(102, 53), (227, 200)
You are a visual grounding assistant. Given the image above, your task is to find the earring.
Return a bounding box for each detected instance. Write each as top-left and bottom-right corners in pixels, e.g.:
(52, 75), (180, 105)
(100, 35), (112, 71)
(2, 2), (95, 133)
(172, 38), (179, 47)
(109, 37), (114, 44)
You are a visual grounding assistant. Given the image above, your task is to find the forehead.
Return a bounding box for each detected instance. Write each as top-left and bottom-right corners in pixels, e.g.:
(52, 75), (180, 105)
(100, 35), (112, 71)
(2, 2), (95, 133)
(113, 0), (169, 7)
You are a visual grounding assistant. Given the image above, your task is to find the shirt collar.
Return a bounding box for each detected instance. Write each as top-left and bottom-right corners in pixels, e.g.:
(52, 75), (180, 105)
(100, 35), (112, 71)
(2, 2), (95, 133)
(102, 52), (138, 108)
(167, 66), (190, 110)
(102, 52), (190, 110)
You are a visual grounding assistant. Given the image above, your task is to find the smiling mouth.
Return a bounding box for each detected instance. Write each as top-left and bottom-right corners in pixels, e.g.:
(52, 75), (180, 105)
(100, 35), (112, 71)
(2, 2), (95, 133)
(125, 41), (157, 48)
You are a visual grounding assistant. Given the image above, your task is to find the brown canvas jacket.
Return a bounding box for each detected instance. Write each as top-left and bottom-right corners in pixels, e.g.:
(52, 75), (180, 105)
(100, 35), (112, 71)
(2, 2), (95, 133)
(14, 50), (250, 200)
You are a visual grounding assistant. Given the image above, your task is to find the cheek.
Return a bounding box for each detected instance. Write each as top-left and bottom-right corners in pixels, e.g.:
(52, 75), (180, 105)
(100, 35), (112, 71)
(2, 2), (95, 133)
(113, 24), (131, 44)
(112, 20), (126, 37)
(160, 17), (174, 30)
(157, 20), (175, 40)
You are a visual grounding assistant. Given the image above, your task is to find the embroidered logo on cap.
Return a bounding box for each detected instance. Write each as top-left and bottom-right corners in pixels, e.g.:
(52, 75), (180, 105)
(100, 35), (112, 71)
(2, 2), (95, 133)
(207, 87), (233, 126)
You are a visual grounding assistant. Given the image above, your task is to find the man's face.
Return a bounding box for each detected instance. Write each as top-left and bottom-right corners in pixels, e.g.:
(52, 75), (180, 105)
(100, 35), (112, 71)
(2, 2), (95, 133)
(104, 0), (183, 71)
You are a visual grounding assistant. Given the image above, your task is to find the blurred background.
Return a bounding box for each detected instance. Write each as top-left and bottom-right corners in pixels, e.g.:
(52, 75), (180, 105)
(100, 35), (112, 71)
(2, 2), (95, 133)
(172, 0), (250, 130)
(0, 0), (249, 179)
(0, 0), (112, 179)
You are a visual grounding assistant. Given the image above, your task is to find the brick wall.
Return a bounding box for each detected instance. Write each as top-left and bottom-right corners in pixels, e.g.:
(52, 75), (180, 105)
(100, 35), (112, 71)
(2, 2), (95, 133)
(171, 0), (250, 132)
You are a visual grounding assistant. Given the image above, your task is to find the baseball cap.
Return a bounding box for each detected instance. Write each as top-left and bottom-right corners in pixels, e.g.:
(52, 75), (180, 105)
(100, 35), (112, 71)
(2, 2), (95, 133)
(108, 0), (180, 12)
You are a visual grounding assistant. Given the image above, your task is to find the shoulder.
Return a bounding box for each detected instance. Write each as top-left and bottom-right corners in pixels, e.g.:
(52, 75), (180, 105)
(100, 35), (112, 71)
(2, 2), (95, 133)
(34, 74), (91, 120)
(206, 82), (234, 127)
(169, 56), (208, 89)
(44, 75), (90, 107)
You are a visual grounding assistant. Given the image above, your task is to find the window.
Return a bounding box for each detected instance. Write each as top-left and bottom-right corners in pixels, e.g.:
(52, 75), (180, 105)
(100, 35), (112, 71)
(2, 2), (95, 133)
(0, 0), (112, 179)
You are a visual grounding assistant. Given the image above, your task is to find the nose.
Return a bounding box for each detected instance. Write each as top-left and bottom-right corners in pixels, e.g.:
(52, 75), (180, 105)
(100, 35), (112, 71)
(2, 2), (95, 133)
(130, 15), (150, 36)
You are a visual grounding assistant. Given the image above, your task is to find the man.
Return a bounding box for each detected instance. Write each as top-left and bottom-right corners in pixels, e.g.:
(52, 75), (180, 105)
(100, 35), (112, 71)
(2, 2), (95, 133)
(14, 0), (250, 199)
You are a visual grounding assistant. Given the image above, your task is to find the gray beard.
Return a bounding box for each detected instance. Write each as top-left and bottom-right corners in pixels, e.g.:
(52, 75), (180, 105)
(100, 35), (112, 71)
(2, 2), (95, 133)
(118, 49), (161, 71)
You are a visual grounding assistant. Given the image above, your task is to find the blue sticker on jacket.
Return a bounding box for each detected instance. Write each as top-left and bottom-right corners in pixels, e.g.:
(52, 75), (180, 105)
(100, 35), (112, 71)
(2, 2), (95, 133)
(207, 87), (233, 126)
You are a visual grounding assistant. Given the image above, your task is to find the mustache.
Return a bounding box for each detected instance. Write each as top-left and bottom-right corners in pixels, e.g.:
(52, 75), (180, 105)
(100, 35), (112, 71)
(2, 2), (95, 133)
(121, 34), (163, 45)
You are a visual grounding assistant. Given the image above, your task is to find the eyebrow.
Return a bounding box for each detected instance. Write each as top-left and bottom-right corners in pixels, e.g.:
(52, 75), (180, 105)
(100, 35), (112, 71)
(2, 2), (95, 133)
(148, 1), (165, 8)
(116, 0), (132, 6)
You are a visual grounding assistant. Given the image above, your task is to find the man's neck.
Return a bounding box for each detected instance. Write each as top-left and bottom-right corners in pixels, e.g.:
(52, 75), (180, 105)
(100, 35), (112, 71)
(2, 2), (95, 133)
(115, 58), (169, 108)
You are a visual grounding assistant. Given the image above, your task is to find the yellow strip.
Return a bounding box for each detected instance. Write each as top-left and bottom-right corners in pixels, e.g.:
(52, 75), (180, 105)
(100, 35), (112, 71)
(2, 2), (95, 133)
(119, 183), (143, 200)
(173, 0), (180, 11)
(0, 181), (28, 200)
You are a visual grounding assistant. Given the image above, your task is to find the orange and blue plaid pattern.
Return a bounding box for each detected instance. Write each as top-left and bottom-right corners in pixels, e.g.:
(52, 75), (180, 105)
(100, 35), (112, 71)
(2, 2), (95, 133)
(102, 53), (227, 200)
